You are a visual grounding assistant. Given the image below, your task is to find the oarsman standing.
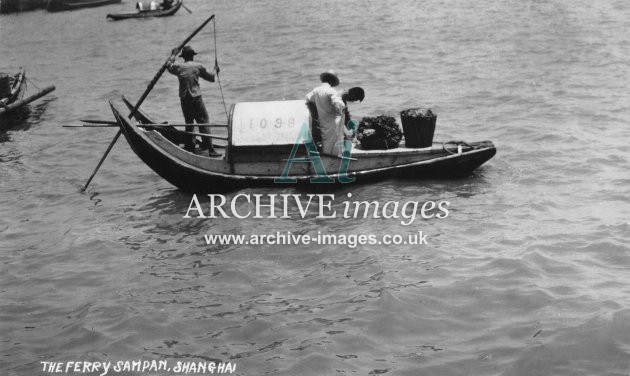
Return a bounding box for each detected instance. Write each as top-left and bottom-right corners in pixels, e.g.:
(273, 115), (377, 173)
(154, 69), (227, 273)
(167, 45), (221, 157)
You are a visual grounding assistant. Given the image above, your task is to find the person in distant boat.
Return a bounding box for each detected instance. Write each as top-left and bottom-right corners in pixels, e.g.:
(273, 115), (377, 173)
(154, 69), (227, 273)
(167, 45), (221, 157)
(341, 86), (364, 131)
(136, 0), (170, 11)
(136, 1), (151, 11)
(305, 70), (348, 156)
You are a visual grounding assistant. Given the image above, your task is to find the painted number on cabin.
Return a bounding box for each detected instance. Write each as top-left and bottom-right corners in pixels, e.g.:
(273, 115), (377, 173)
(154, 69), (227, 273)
(240, 117), (296, 130)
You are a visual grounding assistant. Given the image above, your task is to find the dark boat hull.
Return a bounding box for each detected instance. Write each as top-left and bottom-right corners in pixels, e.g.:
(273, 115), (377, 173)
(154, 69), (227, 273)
(109, 99), (496, 193)
(0, 67), (26, 107)
(106, 0), (181, 20)
(121, 95), (193, 146)
(46, 0), (121, 12)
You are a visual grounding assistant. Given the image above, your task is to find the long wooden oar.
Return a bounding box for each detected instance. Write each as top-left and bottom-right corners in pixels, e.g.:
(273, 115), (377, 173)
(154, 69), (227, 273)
(167, 130), (227, 140)
(79, 120), (227, 128)
(78, 119), (117, 125)
(81, 14), (215, 192)
(67, 124), (228, 140)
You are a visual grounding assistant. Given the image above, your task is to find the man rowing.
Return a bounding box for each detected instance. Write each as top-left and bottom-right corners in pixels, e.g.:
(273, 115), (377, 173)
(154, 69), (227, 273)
(166, 45), (221, 157)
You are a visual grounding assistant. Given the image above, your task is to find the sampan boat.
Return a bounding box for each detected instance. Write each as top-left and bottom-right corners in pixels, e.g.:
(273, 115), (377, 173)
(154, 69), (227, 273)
(106, 0), (182, 20)
(108, 97), (496, 193)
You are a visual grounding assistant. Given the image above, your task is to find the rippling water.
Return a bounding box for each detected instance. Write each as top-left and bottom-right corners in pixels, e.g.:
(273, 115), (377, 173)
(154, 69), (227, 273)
(1, 0), (630, 375)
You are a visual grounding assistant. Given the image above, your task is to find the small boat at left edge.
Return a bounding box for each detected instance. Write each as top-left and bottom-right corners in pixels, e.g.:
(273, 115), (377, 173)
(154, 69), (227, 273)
(0, 67), (56, 118)
(0, 67), (26, 109)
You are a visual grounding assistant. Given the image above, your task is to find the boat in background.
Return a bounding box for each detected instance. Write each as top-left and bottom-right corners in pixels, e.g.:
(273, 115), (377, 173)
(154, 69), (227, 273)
(106, 0), (182, 20)
(107, 97), (496, 193)
(46, 0), (120, 12)
(0, 0), (46, 13)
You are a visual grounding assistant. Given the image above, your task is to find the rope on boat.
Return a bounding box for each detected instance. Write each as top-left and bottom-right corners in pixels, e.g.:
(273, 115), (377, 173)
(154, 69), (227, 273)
(441, 140), (472, 155)
(23, 77), (48, 101)
(26, 77), (44, 91)
(213, 18), (230, 124)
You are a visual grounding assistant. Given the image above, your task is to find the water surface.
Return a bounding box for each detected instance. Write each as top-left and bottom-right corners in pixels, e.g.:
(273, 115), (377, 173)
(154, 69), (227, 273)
(1, 1), (629, 375)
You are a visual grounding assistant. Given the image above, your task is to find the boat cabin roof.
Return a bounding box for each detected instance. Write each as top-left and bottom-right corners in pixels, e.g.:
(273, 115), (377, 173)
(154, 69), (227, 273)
(230, 100), (311, 147)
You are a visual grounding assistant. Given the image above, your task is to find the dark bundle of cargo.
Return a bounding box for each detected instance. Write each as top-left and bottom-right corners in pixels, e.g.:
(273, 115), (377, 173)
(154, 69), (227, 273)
(356, 115), (403, 150)
(400, 108), (436, 148)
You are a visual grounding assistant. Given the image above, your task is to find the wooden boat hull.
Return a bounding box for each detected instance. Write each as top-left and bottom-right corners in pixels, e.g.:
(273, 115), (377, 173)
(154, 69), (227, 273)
(46, 0), (120, 12)
(109, 99), (496, 193)
(106, 0), (181, 20)
(121, 95), (193, 146)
